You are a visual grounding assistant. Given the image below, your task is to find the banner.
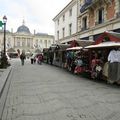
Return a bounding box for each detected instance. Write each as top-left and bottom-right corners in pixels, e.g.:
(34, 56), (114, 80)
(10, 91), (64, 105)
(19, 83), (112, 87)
(0, 21), (3, 27)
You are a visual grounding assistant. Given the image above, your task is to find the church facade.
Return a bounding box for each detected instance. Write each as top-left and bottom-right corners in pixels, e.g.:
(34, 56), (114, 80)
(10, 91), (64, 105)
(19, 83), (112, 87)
(0, 21), (54, 54)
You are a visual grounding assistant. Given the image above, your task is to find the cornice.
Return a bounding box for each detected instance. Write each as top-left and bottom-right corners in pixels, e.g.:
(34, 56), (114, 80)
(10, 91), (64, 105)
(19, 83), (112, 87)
(53, 0), (77, 21)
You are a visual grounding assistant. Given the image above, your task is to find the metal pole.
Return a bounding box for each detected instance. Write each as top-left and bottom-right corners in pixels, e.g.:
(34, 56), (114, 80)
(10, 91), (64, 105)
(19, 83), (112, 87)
(3, 22), (6, 57)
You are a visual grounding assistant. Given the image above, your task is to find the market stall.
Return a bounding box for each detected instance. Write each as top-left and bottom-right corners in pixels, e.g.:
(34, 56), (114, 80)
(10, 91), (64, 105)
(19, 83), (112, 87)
(52, 44), (70, 67)
(85, 31), (120, 84)
(65, 40), (94, 74)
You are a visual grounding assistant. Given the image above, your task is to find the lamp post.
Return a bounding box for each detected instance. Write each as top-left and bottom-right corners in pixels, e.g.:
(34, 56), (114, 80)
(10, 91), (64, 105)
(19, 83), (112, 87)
(0, 15), (8, 68)
(3, 15), (7, 57)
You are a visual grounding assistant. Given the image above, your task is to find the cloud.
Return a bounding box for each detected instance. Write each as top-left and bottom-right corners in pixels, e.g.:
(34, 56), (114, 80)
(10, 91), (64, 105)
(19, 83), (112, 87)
(0, 0), (71, 35)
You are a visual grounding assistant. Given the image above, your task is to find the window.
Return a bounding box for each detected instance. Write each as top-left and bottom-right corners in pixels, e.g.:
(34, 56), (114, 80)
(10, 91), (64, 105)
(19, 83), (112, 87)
(69, 23), (72, 35)
(22, 39), (25, 47)
(98, 8), (104, 24)
(62, 28), (65, 38)
(49, 40), (51, 46)
(40, 40), (42, 44)
(17, 41), (20, 47)
(82, 16), (87, 30)
(63, 15), (65, 21)
(44, 40), (47, 48)
(69, 8), (72, 16)
(7, 38), (11, 48)
(57, 31), (59, 40)
(27, 39), (30, 47)
(57, 19), (59, 25)
(17, 38), (20, 47)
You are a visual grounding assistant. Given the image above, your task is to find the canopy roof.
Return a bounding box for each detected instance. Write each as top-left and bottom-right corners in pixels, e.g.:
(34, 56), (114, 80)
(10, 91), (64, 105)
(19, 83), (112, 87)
(85, 41), (120, 49)
(35, 49), (41, 53)
(66, 46), (83, 51)
(56, 44), (70, 51)
(69, 40), (94, 47)
(95, 31), (120, 44)
(49, 44), (70, 52)
(7, 48), (16, 53)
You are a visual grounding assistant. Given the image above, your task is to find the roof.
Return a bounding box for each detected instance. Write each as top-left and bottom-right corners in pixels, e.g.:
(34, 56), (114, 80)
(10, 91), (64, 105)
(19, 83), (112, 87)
(95, 31), (120, 44)
(69, 40), (94, 47)
(49, 44), (70, 52)
(35, 33), (48, 36)
(17, 25), (31, 34)
(56, 44), (70, 51)
(77, 40), (94, 47)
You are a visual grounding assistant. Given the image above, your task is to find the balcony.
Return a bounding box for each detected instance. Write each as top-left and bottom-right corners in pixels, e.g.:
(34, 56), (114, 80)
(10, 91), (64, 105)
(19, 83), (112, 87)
(80, 0), (92, 13)
(88, 0), (112, 8)
(116, 12), (120, 18)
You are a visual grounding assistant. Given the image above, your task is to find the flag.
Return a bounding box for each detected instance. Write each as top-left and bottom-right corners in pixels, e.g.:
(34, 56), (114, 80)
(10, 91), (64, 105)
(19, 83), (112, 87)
(0, 21), (3, 27)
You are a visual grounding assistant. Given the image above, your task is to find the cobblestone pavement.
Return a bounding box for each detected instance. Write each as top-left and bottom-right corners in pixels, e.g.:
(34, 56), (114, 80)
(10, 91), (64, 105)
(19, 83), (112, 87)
(2, 59), (120, 120)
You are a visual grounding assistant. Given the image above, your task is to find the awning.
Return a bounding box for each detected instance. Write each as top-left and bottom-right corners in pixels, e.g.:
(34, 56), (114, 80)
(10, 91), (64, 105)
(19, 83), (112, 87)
(66, 46), (83, 51)
(85, 41), (120, 49)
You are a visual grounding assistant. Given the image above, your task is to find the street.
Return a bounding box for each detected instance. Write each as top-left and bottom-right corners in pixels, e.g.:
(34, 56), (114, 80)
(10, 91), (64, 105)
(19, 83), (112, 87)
(2, 59), (120, 120)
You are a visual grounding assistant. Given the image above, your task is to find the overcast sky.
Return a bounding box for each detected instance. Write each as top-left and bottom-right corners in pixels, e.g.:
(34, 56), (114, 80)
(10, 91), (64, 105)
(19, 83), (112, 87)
(0, 0), (71, 35)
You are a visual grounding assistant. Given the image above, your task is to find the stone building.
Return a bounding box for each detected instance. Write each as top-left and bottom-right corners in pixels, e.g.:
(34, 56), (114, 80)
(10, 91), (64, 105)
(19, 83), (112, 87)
(53, 0), (120, 43)
(53, 0), (78, 44)
(0, 20), (54, 54)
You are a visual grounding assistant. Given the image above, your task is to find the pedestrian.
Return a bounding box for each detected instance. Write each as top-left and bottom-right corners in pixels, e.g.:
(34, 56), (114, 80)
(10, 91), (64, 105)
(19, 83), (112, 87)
(20, 52), (26, 65)
(37, 54), (43, 65)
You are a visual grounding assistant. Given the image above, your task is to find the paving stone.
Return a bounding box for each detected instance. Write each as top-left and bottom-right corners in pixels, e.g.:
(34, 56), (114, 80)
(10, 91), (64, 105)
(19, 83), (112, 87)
(2, 59), (120, 120)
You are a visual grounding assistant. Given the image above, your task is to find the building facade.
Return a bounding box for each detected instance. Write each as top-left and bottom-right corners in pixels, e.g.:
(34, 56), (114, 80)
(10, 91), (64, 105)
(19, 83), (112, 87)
(53, 0), (120, 44)
(0, 20), (54, 53)
(78, 0), (120, 41)
(53, 0), (78, 44)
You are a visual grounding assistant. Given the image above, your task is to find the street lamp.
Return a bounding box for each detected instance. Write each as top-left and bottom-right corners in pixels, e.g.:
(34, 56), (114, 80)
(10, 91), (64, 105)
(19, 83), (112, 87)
(3, 15), (7, 57)
(0, 15), (8, 68)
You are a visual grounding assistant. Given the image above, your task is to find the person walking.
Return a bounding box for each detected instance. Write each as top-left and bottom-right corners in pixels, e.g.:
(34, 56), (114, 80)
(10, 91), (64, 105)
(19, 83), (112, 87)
(20, 52), (26, 66)
(37, 54), (43, 65)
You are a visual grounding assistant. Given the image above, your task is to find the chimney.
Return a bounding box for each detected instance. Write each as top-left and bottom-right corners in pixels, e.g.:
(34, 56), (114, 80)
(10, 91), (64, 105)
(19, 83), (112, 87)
(34, 29), (36, 35)
(11, 28), (13, 33)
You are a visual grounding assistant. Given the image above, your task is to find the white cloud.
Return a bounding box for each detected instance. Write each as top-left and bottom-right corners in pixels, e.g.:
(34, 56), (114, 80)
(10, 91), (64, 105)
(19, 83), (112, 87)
(0, 0), (71, 35)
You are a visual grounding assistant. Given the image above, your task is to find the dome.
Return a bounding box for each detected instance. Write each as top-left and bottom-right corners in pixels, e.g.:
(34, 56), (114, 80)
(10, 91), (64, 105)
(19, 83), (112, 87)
(16, 20), (31, 34)
(17, 25), (30, 34)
